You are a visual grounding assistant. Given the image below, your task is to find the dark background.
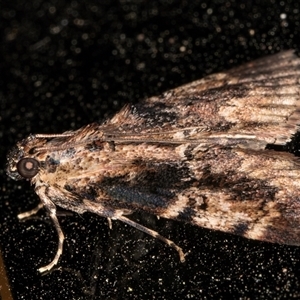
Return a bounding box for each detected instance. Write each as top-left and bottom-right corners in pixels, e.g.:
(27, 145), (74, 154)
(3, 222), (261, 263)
(1, 0), (300, 299)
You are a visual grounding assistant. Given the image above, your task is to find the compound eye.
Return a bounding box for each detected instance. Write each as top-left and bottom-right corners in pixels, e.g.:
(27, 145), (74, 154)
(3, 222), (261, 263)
(16, 158), (40, 178)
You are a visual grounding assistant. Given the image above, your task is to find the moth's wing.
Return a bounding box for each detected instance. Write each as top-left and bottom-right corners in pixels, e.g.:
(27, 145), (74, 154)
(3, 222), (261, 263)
(72, 146), (300, 247)
(102, 50), (300, 149)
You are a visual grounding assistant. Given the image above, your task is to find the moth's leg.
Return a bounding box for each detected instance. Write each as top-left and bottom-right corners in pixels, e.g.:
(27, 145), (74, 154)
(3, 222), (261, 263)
(118, 215), (186, 262)
(17, 202), (44, 219)
(34, 185), (65, 273)
(107, 217), (112, 229)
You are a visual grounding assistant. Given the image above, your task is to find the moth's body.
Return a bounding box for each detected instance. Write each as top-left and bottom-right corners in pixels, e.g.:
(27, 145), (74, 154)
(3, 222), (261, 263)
(6, 50), (300, 272)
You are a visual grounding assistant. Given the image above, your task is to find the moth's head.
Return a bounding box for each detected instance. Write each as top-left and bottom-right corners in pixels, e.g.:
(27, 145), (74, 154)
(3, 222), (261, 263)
(6, 135), (44, 181)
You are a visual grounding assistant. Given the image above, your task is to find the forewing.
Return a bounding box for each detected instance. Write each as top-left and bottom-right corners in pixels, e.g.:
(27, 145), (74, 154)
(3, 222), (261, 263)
(99, 50), (300, 149)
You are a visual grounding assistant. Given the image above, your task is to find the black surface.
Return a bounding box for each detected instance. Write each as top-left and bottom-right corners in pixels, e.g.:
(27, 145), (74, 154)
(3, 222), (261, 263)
(1, 1), (300, 299)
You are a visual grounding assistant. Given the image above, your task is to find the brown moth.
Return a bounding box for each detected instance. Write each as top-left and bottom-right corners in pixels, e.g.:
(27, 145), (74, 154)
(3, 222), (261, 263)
(6, 50), (300, 273)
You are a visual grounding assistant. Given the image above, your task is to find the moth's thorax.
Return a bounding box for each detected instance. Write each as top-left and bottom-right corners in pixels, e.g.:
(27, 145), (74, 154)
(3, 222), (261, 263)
(38, 140), (184, 188)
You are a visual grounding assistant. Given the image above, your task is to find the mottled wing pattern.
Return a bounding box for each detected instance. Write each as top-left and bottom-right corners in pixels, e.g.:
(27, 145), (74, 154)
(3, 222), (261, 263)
(77, 50), (300, 245)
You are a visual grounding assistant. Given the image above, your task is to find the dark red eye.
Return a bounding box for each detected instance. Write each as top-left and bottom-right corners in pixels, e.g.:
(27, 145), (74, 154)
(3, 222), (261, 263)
(16, 158), (40, 178)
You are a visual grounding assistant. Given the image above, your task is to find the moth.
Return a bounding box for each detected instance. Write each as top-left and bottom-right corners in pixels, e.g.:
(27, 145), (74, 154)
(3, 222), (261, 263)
(6, 50), (300, 273)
